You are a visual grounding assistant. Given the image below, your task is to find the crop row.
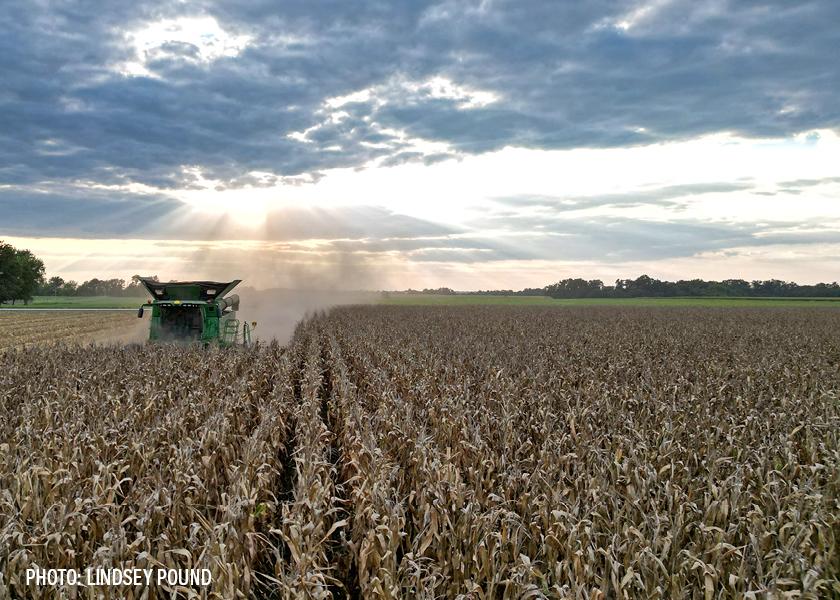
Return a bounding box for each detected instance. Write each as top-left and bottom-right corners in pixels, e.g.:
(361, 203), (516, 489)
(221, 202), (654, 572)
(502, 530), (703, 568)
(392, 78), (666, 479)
(1, 306), (837, 598)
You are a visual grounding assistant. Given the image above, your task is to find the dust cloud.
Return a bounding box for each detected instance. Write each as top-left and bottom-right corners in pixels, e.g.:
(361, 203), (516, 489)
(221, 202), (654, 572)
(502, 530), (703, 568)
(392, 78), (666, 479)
(237, 288), (379, 343)
(93, 314), (149, 345)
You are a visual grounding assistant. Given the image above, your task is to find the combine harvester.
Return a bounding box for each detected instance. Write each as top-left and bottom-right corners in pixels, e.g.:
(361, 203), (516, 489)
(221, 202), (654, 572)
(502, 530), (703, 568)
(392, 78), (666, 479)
(137, 278), (255, 345)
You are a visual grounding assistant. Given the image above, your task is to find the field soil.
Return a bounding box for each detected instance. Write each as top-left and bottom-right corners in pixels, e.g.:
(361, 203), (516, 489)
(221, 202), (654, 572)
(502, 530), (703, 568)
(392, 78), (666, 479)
(1, 306), (838, 598)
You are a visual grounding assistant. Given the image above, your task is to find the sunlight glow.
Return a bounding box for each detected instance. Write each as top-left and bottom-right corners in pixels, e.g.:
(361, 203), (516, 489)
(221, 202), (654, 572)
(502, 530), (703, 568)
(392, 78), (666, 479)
(89, 128), (840, 234)
(21, 130), (839, 288)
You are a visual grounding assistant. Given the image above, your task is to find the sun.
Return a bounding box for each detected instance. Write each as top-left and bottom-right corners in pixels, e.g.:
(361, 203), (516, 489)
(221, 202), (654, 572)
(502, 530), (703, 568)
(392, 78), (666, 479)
(170, 167), (276, 227)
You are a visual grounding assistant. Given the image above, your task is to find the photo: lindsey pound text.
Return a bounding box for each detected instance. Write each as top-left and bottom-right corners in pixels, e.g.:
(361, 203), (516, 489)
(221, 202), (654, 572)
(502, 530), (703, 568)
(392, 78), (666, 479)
(26, 567), (212, 588)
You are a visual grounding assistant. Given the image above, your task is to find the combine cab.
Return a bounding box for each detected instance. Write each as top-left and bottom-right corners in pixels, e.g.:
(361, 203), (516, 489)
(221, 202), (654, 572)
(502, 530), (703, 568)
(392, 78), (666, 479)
(137, 278), (254, 346)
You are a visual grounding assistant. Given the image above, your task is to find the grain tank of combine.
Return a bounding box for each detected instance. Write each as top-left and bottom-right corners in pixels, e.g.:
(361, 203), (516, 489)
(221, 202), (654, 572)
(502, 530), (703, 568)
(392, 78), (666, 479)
(137, 278), (253, 346)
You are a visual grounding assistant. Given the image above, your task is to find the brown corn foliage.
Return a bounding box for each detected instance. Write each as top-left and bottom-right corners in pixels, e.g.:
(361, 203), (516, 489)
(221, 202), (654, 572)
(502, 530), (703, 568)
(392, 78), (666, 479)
(1, 306), (838, 599)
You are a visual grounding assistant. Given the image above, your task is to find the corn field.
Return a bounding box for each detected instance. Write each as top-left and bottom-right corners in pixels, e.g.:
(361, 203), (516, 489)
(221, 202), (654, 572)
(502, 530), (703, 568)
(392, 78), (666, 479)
(1, 306), (838, 599)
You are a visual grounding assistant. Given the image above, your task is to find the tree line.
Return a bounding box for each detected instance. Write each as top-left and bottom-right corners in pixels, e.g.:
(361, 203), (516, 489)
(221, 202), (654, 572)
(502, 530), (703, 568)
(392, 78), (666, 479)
(38, 274), (159, 298)
(1, 240), (159, 304)
(406, 275), (840, 298)
(4, 240), (839, 303)
(541, 275), (840, 298)
(457, 275), (840, 298)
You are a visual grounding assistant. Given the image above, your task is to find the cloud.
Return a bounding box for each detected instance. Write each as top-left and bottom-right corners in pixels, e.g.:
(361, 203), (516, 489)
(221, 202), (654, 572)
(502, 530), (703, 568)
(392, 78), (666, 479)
(0, 186), (182, 238)
(261, 206), (457, 241)
(0, 184), (455, 241)
(493, 182), (754, 211)
(746, 175), (840, 196)
(470, 214), (840, 262)
(1, 0), (838, 191)
(776, 176), (840, 190)
(2, 0), (838, 286)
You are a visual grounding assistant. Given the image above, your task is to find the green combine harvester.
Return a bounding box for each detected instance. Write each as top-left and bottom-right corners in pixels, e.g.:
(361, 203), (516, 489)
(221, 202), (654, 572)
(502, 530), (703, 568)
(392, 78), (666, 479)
(137, 278), (254, 346)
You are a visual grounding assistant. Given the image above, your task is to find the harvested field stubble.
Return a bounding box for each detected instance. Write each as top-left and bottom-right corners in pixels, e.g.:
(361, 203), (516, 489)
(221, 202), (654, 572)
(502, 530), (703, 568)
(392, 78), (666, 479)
(0, 311), (138, 349)
(0, 306), (838, 599)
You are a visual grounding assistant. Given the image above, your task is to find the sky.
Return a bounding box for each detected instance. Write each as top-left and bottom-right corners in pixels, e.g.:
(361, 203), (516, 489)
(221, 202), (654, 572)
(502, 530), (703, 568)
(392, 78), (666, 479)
(1, 0), (839, 289)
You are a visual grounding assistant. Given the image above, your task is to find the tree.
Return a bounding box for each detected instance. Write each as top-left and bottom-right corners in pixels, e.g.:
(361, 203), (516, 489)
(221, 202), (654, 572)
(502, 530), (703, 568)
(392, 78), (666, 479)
(546, 278), (606, 298)
(103, 278), (126, 296)
(0, 241), (46, 304)
(14, 250), (46, 303)
(62, 280), (78, 295)
(124, 274), (158, 297)
(42, 276), (65, 296)
(0, 242), (17, 304)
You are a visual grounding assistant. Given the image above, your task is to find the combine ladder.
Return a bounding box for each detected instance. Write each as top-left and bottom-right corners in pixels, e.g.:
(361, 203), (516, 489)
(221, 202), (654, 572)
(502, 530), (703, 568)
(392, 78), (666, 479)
(221, 319), (252, 346)
(222, 319), (240, 345)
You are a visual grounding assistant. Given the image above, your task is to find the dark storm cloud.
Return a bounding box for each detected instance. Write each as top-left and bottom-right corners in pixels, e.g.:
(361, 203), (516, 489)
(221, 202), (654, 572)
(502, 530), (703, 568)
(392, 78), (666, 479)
(2, 0), (838, 192)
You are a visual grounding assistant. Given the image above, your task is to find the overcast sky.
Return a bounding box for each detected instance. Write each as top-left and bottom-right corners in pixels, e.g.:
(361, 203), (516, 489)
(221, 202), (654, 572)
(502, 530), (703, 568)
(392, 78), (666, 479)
(1, 0), (839, 288)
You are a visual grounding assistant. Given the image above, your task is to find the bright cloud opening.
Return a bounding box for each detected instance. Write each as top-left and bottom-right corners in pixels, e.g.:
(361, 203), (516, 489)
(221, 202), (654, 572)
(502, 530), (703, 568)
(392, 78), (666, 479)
(116, 16), (252, 77)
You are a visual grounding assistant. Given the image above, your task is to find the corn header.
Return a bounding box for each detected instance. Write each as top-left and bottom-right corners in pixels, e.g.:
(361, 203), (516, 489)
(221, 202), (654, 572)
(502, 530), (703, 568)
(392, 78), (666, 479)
(137, 278), (254, 346)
